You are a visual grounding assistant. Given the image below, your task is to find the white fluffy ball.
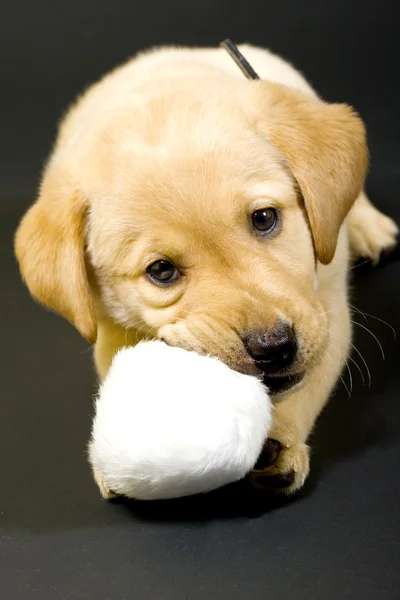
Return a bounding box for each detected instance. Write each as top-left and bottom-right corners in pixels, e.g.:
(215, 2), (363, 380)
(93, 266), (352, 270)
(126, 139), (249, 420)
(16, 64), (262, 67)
(89, 341), (272, 500)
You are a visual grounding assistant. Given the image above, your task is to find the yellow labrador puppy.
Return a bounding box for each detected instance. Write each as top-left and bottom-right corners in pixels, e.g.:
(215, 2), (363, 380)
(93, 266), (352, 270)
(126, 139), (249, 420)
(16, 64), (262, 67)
(15, 44), (398, 495)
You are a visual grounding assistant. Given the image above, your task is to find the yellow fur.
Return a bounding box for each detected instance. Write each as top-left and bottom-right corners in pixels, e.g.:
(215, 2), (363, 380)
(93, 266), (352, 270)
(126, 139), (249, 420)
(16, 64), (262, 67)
(15, 44), (398, 495)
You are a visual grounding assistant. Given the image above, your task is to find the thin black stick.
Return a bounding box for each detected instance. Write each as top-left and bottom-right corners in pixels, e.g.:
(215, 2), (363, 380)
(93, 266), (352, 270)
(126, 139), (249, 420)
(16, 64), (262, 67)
(220, 39), (260, 80)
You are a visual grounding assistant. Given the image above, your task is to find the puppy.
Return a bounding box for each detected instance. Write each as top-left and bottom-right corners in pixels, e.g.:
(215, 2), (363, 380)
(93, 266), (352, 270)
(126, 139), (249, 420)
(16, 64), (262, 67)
(15, 44), (398, 496)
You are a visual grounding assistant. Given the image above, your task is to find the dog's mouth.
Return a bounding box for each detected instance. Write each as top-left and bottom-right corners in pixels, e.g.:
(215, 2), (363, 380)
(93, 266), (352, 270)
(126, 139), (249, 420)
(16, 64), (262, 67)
(262, 372), (305, 396)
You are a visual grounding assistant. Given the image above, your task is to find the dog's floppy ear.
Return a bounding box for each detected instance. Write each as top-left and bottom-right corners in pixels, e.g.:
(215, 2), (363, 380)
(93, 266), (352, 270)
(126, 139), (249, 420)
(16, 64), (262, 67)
(258, 83), (369, 264)
(14, 165), (97, 343)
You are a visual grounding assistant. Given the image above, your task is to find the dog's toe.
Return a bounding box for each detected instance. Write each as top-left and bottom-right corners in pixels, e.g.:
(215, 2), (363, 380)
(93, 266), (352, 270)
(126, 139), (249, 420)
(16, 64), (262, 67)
(349, 202), (399, 265)
(93, 469), (119, 500)
(252, 470), (295, 489)
(249, 442), (310, 495)
(253, 439), (282, 470)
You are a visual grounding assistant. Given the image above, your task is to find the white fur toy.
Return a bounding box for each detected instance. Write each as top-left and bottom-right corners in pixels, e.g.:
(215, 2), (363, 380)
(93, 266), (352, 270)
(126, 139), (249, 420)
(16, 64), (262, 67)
(89, 341), (272, 500)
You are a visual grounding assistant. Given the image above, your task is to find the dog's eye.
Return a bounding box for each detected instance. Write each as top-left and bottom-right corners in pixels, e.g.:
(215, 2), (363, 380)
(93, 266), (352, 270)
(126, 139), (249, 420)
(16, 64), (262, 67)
(147, 260), (181, 285)
(252, 208), (279, 235)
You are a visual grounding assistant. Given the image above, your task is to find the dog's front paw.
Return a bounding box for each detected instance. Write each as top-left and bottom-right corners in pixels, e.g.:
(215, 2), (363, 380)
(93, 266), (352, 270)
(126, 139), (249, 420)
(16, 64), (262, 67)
(348, 201), (398, 264)
(249, 439), (310, 495)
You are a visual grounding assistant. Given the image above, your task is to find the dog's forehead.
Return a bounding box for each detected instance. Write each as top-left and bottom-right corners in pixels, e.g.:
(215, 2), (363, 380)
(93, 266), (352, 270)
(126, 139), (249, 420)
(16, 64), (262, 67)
(88, 121), (294, 245)
(101, 139), (289, 222)
(81, 77), (292, 204)
(100, 112), (287, 198)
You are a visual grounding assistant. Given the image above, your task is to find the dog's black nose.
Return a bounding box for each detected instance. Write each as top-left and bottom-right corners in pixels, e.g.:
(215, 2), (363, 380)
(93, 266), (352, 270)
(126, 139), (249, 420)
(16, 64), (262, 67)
(243, 324), (297, 374)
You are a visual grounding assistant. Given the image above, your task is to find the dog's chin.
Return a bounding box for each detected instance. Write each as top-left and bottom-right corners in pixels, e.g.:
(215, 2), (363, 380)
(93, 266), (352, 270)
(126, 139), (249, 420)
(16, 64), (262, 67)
(262, 371), (305, 397)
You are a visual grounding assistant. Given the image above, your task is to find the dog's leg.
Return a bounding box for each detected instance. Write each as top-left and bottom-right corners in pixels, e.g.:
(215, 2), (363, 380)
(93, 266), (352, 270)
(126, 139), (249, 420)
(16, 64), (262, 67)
(94, 319), (140, 380)
(250, 292), (351, 494)
(92, 319), (140, 499)
(249, 374), (337, 494)
(347, 190), (398, 264)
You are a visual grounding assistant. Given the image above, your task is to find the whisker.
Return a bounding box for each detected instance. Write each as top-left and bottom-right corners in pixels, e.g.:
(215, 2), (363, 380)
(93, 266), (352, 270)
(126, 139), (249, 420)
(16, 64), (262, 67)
(317, 308), (340, 317)
(81, 346), (93, 354)
(316, 350), (350, 397)
(326, 339), (353, 398)
(349, 304), (396, 340)
(339, 375), (351, 397)
(328, 328), (367, 387)
(347, 341), (371, 388)
(348, 303), (368, 323)
(350, 259), (371, 270)
(344, 349), (364, 386)
(351, 320), (385, 360)
(318, 307), (373, 387)
(134, 321), (155, 343)
(317, 257), (371, 284)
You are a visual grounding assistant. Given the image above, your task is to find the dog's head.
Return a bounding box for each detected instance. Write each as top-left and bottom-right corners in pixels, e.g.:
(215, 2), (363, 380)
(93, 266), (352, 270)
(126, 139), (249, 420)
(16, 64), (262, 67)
(15, 78), (367, 394)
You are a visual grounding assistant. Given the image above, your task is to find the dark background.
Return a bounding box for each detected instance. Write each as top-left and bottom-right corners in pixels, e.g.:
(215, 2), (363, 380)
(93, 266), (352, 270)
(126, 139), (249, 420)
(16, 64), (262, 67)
(1, 1), (399, 598)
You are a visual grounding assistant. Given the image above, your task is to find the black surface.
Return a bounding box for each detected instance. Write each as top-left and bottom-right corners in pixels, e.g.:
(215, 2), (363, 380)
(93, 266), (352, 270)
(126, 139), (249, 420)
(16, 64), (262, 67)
(1, 1), (399, 598)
